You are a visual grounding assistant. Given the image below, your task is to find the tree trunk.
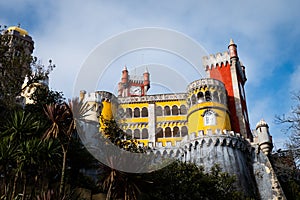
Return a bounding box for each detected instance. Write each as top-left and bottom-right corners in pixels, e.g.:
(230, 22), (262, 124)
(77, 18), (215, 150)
(59, 148), (67, 197)
(2, 172), (8, 198)
(106, 183), (112, 200)
(11, 172), (19, 199)
(22, 173), (27, 200)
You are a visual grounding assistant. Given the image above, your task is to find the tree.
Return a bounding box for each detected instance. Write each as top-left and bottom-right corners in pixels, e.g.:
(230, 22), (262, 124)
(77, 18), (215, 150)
(0, 137), (17, 198)
(43, 102), (75, 197)
(97, 118), (147, 200)
(0, 110), (42, 141)
(275, 92), (300, 199)
(0, 110), (61, 199)
(275, 92), (300, 163)
(141, 161), (242, 200)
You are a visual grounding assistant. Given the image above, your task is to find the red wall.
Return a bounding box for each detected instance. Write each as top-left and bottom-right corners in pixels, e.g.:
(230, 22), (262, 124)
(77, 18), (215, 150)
(208, 62), (241, 134)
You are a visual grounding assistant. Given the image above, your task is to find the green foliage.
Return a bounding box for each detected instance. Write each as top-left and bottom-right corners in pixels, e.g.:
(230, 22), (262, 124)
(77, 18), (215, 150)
(0, 110), (62, 199)
(0, 110), (44, 141)
(97, 118), (148, 200)
(25, 85), (64, 115)
(0, 28), (98, 199)
(100, 117), (145, 153)
(141, 161), (242, 200)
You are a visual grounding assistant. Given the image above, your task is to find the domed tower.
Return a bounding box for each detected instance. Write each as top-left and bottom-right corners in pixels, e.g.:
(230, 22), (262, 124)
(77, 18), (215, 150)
(3, 25), (34, 55)
(256, 119), (273, 155)
(0, 25), (34, 105)
(186, 78), (231, 135)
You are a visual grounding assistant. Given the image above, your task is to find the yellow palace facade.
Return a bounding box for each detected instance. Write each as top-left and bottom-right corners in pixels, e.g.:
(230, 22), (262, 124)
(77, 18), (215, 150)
(80, 68), (232, 148)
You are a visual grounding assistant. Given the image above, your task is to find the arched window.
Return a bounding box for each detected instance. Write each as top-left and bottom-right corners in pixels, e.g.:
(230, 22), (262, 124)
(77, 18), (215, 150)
(205, 91), (211, 101)
(203, 110), (216, 126)
(133, 108), (140, 118)
(181, 126), (188, 137)
(141, 107), (148, 117)
(142, 128), (148, 139)
(164, 106), (171, 116)
(180, 105), (187, 115)
(156, 106), (163, 116)
(197, 92), (204, 103)
(173, 126), (180, 137)
(156, 127), (163, 138)
(191, 94), (196, 105)
(126, 108), (132, 118)
(172, 105), (179, 115)
(133, 129), (140, 139)
(165, 127), (171, 137)
(126, 129), (132, 138)
(213, 91), (219, 102)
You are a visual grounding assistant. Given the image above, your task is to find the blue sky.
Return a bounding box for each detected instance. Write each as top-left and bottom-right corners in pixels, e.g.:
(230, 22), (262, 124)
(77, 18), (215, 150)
(1, 0), (300, 149)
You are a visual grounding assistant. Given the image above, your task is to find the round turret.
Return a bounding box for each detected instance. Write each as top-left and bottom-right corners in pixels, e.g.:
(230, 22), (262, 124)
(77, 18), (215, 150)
(228, 39), (238, 59)
(143, 68), (150, 93)
(143, 68), (150, 84)
(121, 66), (129, 84)
(256, 119), (273, 155)
(186, 78), (231, 135)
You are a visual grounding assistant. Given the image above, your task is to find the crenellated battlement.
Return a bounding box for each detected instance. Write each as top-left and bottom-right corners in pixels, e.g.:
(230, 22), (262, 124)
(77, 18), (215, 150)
(202, 51), (230, 69)
(187, 78), (226, 94)
(183, 131), (251, 152)
(138, 129), (251, 151)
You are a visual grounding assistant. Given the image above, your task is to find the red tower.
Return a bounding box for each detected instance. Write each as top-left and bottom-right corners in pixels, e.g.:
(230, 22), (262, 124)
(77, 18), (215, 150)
(202, 39), (252, 140)
(118, 66), (150, 97)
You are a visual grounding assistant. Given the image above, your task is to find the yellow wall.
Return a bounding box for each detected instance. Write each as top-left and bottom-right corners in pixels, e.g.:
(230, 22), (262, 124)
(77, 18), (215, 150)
(101, 101), (114, 119)
(187, 102), (231, 135)
(98, 92), (230, 147)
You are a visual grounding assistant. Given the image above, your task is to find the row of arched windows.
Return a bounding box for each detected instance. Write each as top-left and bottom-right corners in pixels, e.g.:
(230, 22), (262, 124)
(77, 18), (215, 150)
(120, 105), (188, 118)
(126, 128), (149, 139)
(188, 90), (226, 107)
(156, 126), (188, 138)
(123, 107), (148, 118)
(156, 105), (187, 116)
(124, 126), (188, 139)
